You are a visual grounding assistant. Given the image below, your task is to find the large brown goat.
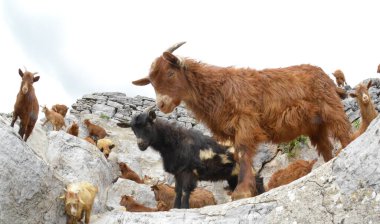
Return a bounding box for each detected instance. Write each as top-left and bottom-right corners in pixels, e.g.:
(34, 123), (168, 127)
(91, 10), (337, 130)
(349, 81), (378, 141)
(11, 68), (40, 141)
(132, 42), (352, 200)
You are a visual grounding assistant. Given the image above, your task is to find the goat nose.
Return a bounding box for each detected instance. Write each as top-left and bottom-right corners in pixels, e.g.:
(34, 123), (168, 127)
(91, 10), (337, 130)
(22, 86), (28, 94)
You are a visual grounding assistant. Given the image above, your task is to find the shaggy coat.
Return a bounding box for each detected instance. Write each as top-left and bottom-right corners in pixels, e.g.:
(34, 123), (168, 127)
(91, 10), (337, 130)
(11, 68), (40, 141)
(332, 69), (348, 87)
(83, 119), (107, 139)
(118, 162), (144, 184)
(60, 182), (98, 224)
(67, 121), (79, 137)
(118, 108), (238, 208)
(41, 105), (66, 130)
(266, 159), (317, 191)
(52, 104), (69, 117)
(350, 81), (378, 141)
(120, 195), (158, 212)
(132, 42), (352, 200)
(151, 183), (216, 209)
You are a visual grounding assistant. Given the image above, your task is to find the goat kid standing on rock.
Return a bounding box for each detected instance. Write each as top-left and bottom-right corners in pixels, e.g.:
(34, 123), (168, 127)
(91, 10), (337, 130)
(83, 119), (107, 139)
(11, 67), (40, 141)
(117, 106), (239, 209)
(132, 42), (352, 200)
(41, 105), (66, 130)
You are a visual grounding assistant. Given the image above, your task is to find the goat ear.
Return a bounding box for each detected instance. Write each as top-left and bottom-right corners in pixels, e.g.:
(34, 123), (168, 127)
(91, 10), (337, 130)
(148, 110), (156, 122)
(367, 80), (373, 89)
(132, 77), (150, 86)
(18, 68), (24, 77)
(350, 93), (357, 98)
(33, 76), (40, 82)
(117, 122), (131, 128)
(163, 52), (181, 68)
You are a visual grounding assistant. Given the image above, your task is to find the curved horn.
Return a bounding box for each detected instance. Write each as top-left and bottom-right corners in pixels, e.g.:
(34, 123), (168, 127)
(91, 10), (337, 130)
(23, 66), (27, 72)
(144, 104), (156, 113)
(165, 41), (186, 53)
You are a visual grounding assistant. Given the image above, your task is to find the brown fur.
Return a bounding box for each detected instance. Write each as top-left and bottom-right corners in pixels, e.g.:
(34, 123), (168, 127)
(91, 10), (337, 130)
(332, 69), (348, 87)
(83, 119), (107, 139)
(41, 105), (66, 131)
(151, 183), (216, 209)
(349, 81), (378, 141)
(120, 195), (157, 212)
(377, 64), (380, 73)
(11, 68), (40, 141)
(52, 104), (69, 117)
(83, 136), (96, 145)
(335, 87), (347, 99)
(67, 121), (79, 137)
(119, 162), (144, 184)
(132, 43), (352, 200)
(266, 159), (317, 191)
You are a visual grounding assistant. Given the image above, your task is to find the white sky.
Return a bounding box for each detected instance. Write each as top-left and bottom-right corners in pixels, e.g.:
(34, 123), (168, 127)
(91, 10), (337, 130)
(1, 0), (379, 114)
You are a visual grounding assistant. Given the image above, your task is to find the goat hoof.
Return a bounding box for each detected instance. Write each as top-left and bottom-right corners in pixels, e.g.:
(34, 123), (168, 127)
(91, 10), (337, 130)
(231, 190), (252, 201)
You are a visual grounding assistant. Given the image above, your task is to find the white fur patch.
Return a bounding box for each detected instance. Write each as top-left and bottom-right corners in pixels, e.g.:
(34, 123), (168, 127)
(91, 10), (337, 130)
(227, 147), (235, 154)
(137, 138), (144, 145)
(70, 206), (77, 216)
(156, 93), (175, 107)
(219, 154), (232, 164)
(199, 149), (216, 160)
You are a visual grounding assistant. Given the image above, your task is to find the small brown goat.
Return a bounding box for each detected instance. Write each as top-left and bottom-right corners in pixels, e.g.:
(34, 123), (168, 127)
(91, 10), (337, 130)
(151, 183), (216, 209)
(96, 138), (115, 158)
(119, 162), (144, 184)
(11, 68), (40, 141)
(266, 159), (317, 191)
(67, 121), (79, 137)
(83, 136), (96, 145)
(332, 69), (348, 87)
(120, 195), (157, 212)
(52, 104), (69, 117)
(60, 182), (98, 224)
(133, 42), (352, 200)
(83, 119), (107, 139)
(350, 81), (378, 141)
(41, 105), (66, 130)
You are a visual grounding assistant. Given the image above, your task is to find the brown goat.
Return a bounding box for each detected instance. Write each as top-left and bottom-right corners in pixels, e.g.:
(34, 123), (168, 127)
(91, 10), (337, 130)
(11, 68), (40, 141)
(350, 81), (378, 141)
(119, 162), (144, 184)
(52, 104), (69, 117)
(83, 136), (96, 145)
(266, 159), (317, 191)
(41, 105), (66, 131)
(120, 195), (157, 212)
(67, 121), (79, 137)
(83, 119), (107, 139)
(132, 42), (352, 200)
(332, 69), (348, 87)
(151, 183), (216, 209)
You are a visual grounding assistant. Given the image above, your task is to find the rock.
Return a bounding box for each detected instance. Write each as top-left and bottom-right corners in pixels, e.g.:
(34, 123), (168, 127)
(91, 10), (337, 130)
(0, 118), (66, 224)
(92, 104), (116, 118)
(45, 131), (116, 214)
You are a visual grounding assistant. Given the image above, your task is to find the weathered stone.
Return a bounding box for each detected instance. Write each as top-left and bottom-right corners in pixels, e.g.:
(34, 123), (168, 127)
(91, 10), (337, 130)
(107, 100), (124, 110)
(92, 104), (116, 118)
(83, 94), (108, 101)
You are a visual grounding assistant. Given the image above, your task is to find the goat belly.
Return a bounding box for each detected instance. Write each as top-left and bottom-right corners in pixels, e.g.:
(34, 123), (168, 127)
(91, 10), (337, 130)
(196, 158), (235, 182)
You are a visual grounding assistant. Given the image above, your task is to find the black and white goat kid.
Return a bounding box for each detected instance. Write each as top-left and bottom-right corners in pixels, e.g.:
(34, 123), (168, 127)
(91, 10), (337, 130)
(117, 106), (239, 209)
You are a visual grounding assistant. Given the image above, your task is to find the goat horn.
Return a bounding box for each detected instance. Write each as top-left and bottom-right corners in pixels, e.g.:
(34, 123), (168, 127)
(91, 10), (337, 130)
(23, 65), (27, 72)
(165, 41), (186, 53)
(144, 104), (156, 113)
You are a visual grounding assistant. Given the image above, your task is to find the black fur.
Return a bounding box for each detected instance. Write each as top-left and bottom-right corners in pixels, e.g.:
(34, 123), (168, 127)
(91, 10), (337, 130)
(118, 110), (238, 209)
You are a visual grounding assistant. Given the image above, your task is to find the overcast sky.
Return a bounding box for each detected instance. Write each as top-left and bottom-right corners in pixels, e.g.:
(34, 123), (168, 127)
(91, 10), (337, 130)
(1, 0), (379, 114)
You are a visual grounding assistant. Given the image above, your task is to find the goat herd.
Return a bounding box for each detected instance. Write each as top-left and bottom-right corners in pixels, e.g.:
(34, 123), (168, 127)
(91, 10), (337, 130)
(10, 43), (380, 223)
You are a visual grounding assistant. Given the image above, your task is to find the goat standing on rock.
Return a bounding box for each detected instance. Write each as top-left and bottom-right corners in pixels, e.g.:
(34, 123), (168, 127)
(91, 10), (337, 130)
(117, 106), (239, 209)
(11, 68), (40, 141)
(132, 42), (352, 200)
